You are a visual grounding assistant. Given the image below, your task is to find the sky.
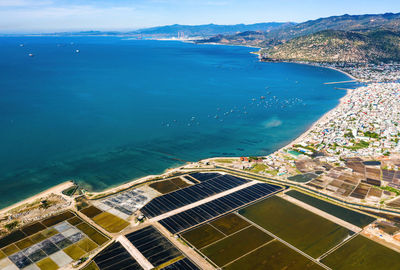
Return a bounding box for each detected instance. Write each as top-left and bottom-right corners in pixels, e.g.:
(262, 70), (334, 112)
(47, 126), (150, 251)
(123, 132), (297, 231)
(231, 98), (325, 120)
(0, 0), (399, 33)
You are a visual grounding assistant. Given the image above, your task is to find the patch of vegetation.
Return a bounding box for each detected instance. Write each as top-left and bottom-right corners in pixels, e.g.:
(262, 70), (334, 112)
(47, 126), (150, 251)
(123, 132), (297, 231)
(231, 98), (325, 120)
(4, 221), (19, 231)
(266, 170), (278, 176)
(251, 164), (268, 173)
(248, 156), (262, 162)
(344, 132), (354, 138)
(364, 131), (380, 139)
(380, 186), (400, 196)
(40, 200), (50, 209)
(214, 159), (234, 164)
(346, 140), (370, 150)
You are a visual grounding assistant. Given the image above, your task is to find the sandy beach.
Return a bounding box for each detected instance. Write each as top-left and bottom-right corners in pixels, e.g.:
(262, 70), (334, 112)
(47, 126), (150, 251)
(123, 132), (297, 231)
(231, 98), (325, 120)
(0, 181), (74, 215)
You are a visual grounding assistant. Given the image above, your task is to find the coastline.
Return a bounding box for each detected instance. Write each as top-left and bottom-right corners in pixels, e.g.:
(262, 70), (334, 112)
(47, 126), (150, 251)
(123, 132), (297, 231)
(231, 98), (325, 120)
(0, 39), (359, 214)
(0, 62), (358, 213)
(275, 64), (358, 151)
(0, 181), (74, 215)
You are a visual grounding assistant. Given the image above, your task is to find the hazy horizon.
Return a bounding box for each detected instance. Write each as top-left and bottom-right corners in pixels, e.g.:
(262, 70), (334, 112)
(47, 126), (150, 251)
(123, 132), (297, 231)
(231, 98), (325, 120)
(0, 0), (399, 33)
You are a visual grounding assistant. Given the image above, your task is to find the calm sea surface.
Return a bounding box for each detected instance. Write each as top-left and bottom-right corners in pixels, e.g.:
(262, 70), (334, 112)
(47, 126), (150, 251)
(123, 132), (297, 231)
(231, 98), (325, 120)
(0, 37), (357, 207)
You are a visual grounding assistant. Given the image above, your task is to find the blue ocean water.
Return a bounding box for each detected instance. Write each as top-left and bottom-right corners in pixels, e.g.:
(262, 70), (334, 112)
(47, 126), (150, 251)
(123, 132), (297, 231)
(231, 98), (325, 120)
(0, 37), (356, 207)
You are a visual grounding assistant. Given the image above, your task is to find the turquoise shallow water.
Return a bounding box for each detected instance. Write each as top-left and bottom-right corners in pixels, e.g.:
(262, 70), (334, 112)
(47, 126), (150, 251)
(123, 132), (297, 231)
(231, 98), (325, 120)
(0, 37), (357, 208)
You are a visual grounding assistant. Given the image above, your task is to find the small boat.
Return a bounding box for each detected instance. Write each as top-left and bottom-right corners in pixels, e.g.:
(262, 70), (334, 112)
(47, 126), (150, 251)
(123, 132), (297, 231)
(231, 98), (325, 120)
(75, 49), (80, 53)
(28, 53), (34, 57)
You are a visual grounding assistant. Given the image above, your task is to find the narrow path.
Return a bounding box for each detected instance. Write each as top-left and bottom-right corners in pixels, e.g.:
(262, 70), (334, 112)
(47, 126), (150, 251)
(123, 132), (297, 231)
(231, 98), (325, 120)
(117, 235), (154, 270)
(317, 232), (359, 261)
(152, 222), (215, 270)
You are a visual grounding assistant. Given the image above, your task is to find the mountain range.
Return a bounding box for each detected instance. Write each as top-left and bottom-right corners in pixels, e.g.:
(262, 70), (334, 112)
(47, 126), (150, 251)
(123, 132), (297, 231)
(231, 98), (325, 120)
(261, 29), (400, 63)
(45, 12), (400, 63)
(199, 12), (400, 63)
(49, 23), (292, 38)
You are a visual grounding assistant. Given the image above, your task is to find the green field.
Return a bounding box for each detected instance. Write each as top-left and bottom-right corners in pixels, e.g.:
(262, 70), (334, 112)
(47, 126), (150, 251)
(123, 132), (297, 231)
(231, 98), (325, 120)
(77, 237), (98, 253)
(64, 243), (86, 260)
(36, 257), (59, 270)
(0, 250), (6, 259)
(1, 244), (19, 256)
(239, 196), (352, 258)
(81, 261), (100, 270)
(224, 240), (324, 270)
(210, 213), (250, 235)
(76, 222), (109, 245)
(15, 237), (34, 249)
(201, 226), (273, 267)
(286, 190), (375, 227)
(92, 212), (130, 233)
(30, 232), (47, 244)
(181, 224), (225, 249)
(321, 235), (400, 270)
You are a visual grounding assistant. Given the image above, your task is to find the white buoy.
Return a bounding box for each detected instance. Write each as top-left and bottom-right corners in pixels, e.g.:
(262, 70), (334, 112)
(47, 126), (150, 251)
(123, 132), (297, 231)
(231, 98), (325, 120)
(75, 49), (80, 53)
(28, 53), (33, 57)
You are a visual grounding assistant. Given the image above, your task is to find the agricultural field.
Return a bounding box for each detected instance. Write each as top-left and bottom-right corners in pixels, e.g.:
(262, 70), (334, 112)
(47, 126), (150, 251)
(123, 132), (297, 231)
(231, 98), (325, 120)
(321, 235), (400, 270)
(201, 226), (273, 267)
(0, 211), (109, 270)
(285, 190), (375, 227)
(181, 213), (321, 269)
(92, 212), (130, 233)
(224, 240), (323, 270)
(181, 224), (225, 249)
(210, 213), (251, 235)
(239, 196), (353, 258)
(149, 177), (191, 194)
(79, 205), (130, 233)
(181, 213), (251, 249)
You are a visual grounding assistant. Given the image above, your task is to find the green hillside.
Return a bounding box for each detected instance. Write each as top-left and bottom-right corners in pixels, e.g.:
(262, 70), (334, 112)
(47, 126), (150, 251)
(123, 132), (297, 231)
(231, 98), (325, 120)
(260, 30), (400, 63)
